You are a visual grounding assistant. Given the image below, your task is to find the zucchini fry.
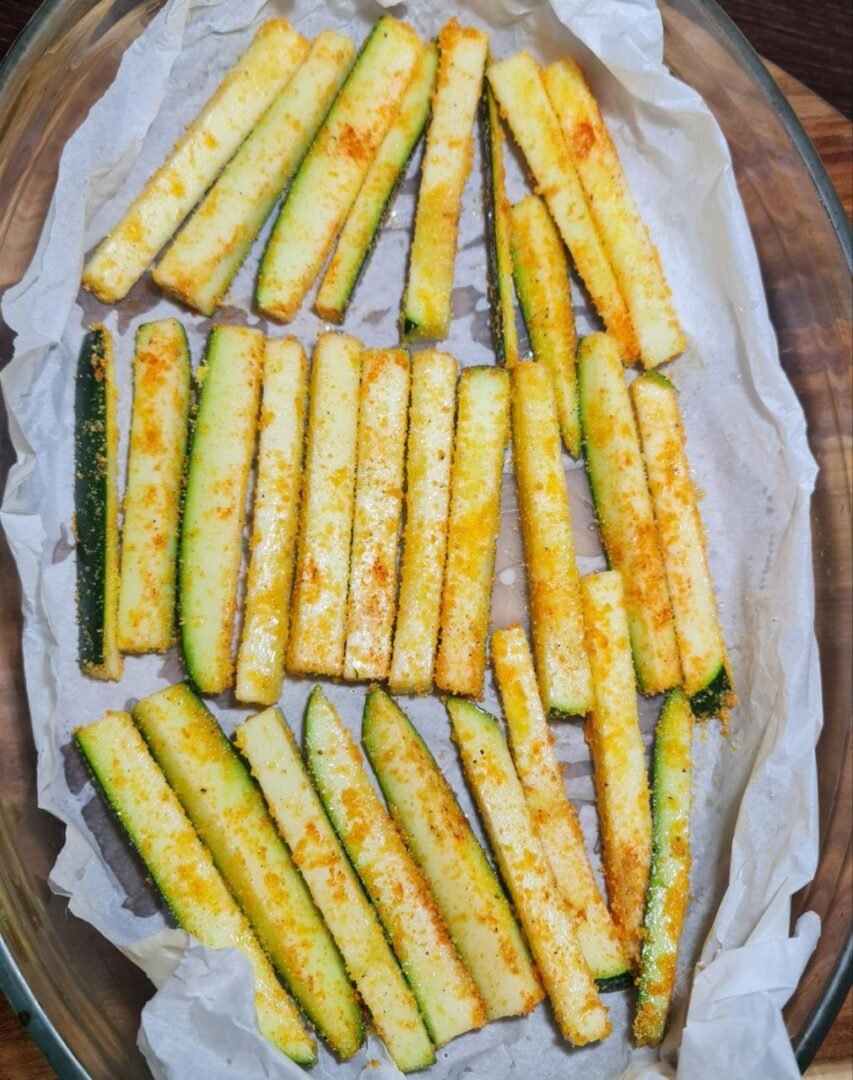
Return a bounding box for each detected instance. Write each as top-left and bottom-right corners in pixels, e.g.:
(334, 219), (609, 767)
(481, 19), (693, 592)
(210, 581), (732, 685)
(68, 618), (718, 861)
(445, 697), (610, 1046)
(235, 338), (308, 705)
(155, 31), (355, 316)
(257, 17), (423, 323)
(118, 319), (191, 655)
(83, 21), (308, 303)
(482, 80), (519, 366)
(403, 19), (489, 341)
(435, 366), (510, 698)
(235, 707), (435, 1074)
(486, 52), (637, 362)
(511, 361), (592, 716)
(305, 688), (487, 1047)
(509, 195), (580, 456)
(631, 373), (736, 719)
(543, 60), (684, 369)
(389, 350), (457, 694)
(344, 349), (410, 682)
(316, 42), (439, 322)
(75, 325), (122, 681)
(287, 333), (361, 678)
(491, 626), (629, 988)
(577, 332), (681, 694)
(581, 571), (652, 968)
(76, 711), (315, 1064)
(634, 689), (693, 1046)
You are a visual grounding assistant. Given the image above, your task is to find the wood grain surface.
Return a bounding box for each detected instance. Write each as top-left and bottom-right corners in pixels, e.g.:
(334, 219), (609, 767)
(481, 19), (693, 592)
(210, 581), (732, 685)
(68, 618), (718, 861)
(0, 2), (850, 1079)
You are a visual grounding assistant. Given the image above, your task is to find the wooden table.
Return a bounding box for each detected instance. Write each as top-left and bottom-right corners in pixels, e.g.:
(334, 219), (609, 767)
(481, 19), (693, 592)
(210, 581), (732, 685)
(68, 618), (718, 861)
(0, 3), (850, 1079)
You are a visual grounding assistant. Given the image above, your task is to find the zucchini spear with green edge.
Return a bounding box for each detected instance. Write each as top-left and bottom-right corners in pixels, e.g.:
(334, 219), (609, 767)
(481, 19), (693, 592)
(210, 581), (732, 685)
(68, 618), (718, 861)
(491, 626), (630, 989)
(304, 687), (487, 1047)
(315, 42), (439, 322)
(133, 683), (363, 1059)
(445, 697), (611, 1046)
(577, 332), (681, 695)
(234, 707), (435, 1073)
(631, 372), (736, 719)
(362, 688), (543, 1020)
(75, 711), (315, 1064)
(75, 325), (122, 681)
(634, 689), (693, 1046)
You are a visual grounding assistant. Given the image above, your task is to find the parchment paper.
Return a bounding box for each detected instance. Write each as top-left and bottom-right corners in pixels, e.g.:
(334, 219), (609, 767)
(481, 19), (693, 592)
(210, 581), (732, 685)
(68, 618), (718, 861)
(0, 0), (823, 1077)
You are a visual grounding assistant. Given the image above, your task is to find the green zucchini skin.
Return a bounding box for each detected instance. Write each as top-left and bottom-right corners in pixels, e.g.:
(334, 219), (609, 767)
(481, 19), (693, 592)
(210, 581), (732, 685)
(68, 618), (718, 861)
(481, 81), (518, 367)
(689, 663), (732, 719)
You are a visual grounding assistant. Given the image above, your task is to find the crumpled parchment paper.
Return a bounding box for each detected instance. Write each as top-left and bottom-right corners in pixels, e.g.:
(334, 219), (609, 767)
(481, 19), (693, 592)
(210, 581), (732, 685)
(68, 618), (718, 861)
(0, 0), (823, 1077)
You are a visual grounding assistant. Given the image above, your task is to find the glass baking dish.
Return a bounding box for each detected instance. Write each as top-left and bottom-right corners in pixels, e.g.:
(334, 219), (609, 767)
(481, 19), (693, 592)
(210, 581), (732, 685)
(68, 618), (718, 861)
(0, 1), (849, 1076)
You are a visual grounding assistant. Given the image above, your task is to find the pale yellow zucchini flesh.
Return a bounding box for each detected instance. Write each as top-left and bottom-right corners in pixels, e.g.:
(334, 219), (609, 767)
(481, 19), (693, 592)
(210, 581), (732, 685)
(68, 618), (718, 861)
(82, 21), (308, 303)
(490, 626), (629, 987)
(235, 707), (435, 1074)
(76, 711), (315, 1065)
(133, 683), (363, 1058)
(486, 52), (637, 363)
(389, 350), (457, 695)
(235, 338), (308, 705)
(305, 688), (486, 1047)
(631, 372), (736, 720)
(154, 31), (355, 316)
(343, 349), (411, 682)
(580, 571), (653, 969)
(543, 59), (685, 369)
(402, 19), (489, 341)
(509, 194), (580, 456)
(287, 333), (361, 677)
(257, 17), (424, 323)
(435, 366), (510, 698)
(362, 688), (543, 1020)
(511, 361), (592, 716)
(577, 332), (681, 695)
(445, 697), (611, 1047)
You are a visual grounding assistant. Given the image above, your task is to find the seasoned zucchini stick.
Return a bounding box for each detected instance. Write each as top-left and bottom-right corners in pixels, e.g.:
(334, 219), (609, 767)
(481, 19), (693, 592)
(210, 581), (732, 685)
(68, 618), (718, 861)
(491, 627), (629, 988)
(581, 571), (653, 968)
(180, 326), (264, 694)
(363, 689), (543, 1019)
(403, 20), (489, 340)
(577, 333), (681, 694)
(235, 707), (435, 1074)
(344, 349), (411, 681)
(287, 333), (361, 677)
(133, 684), (362, 1059)
(75, 326), (122, 681)
(511, 362), (592, 716)
(482, 81), (519, 366)
(154, 31), (355, 316)
(235, 338), (308, 705)
(631, 373), (736, 719)
(509, 195), (580, 456)
(634, 689), (693, 1046)
(305, 688), (487, 1047)
(82, 21), (308, 303)
(76, 711), (315, 1064)
(257, 17), (423, 323)
(543, 60), (685, 369)
(118, 319), (191, 654)
(446, 698), (611, 1046)
(389, 350), (457, 694)
(486, 52), (637, 362)
(316, 42), (439, 322)
(435, 366), (510, 697)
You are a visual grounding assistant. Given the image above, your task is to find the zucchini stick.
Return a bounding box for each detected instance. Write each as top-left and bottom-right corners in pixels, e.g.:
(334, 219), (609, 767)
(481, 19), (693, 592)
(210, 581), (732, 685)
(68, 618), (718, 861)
(543, 59), (685, 369)
(235, 338), (308, 705)
(344, 349), (410, 681)
(82, 21), (308, 302)
(435, 366), (510, 698)
(581, 571), (653, 968)
(482, 80), (519, 366)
